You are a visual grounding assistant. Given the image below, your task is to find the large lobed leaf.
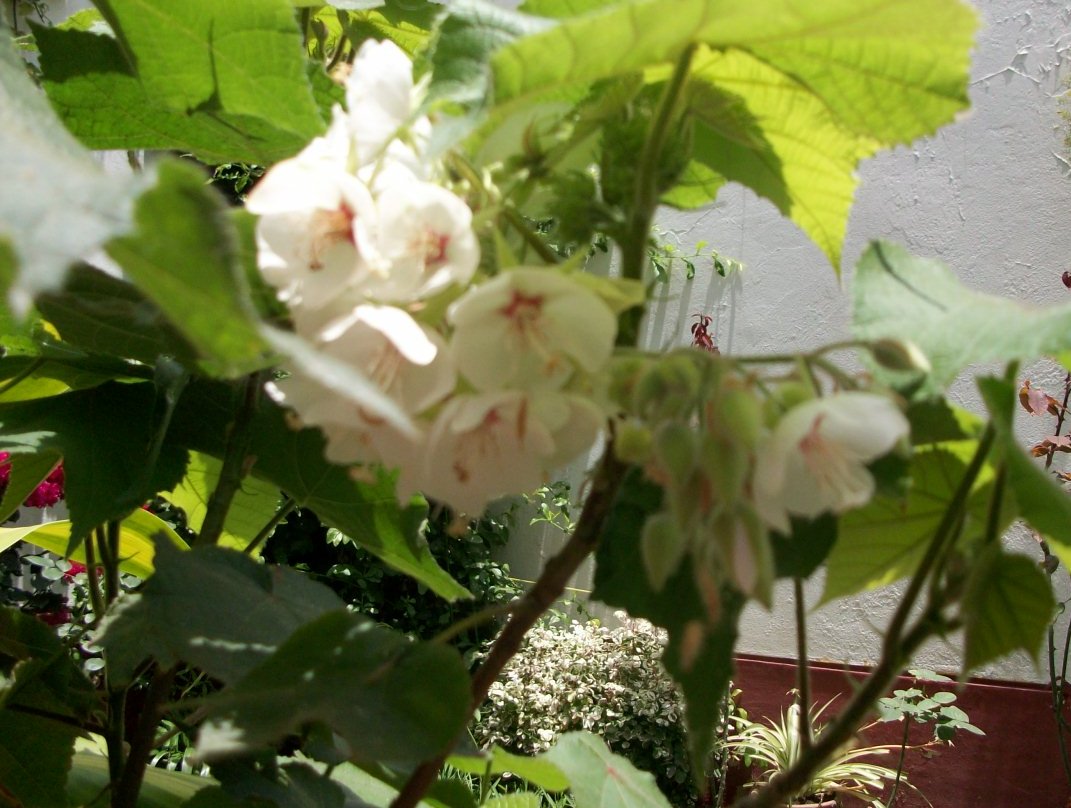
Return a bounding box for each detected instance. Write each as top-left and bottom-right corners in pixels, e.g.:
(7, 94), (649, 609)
(93, 0), (323, 139)
(489, 0), (974, 265)
(853, 242), (1071, 395)
(35, 25), (309, 165)
(0, 31), (142, 315)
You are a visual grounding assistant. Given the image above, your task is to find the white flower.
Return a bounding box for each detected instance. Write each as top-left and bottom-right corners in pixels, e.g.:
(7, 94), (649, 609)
(355, 180), (479, 302)
(245, 116), (377, 310)
(345, 39), (431, 171)
(752, 392), (909, 533)
(409, 390), (604, 515)
(449, 268), (617, 392)
(267, 304), (455, 465)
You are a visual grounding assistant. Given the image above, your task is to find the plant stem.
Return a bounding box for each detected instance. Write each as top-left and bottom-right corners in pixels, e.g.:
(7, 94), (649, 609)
(430, 602), (517, 646)
(243, 496), (297, 554)
(83, 536), (106, 625)
(503, 207), (560, 265)
(618, 43), (697, 345)
(793, 577), (812, 754)
(389, 447), (627, 808)
(112, 666), (177, 808)
(0, 357), (42, 396)
(887, 718), (911, 807)
(197, 372), (264, 546)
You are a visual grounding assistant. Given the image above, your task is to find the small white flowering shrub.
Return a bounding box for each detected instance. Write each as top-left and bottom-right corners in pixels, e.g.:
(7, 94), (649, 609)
(474, 618), (717, 806)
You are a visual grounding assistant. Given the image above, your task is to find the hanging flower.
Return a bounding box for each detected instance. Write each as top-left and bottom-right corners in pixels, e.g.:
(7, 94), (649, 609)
(410, 390), (604, 515)
(752, 392), (909, 533)
(267, 305), (455, 465)
(355, 180), (480, 303)
(449, 268), (617, 393)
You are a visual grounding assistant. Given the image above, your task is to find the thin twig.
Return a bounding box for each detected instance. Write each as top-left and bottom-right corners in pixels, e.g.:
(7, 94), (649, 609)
(389, 447), (627, 808)
(430, 602), (517, 646)
(197, 372), (264, 546)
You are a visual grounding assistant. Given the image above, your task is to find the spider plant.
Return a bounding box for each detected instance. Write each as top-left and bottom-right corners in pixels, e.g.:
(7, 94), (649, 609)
(727, 699), (931, 807)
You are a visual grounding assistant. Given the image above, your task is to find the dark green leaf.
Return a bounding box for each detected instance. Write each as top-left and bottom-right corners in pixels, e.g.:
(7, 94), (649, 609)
(35, 264), (202, 369)
(906, 398), (985, 444)
(0, 381), (188, 544)
(96, 539), (344, 686)
(68, 752), (214, 808)
(106, 160), (271, 378)
(592, 469), (741, 776)
(168, 379), (468, 601)
(197, 610), (470, 769)
(0, 711), (78, 808)
(770, 514), (836, 580)
(184, 761), (347, 808)
(962, 547), (1054, 671)
(93, 0), (322, 138)
(0, 354), (127, 403)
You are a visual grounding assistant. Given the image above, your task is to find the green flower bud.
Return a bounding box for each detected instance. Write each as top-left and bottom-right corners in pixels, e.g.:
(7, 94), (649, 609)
(634, 353), (702, 421)
(641, 511), (688, 592)
(607, 354), (653, 412)
(699, 433), (749, 507)
(713, 381), (763, 449)
(763, 381), (813, 426)
(653, 421), (698, 484)
(614, 419), (653, 464)
(870, 338), (932, 373)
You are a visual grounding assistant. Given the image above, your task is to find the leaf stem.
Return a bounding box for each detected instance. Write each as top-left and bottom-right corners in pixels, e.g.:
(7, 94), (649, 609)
(618, 43), (697, 345)
(197, 372), (264, 546)
(503, 207), (559, 265)
(389, 446), (628, 808)
(793, 577), (812, 754)
(243, 496), (297, 554)
(112, 665), (177, 808)
(430, 602), (517, 646)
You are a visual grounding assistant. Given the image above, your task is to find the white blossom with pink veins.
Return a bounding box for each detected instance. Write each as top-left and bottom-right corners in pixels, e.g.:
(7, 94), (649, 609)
(408, 391), (604, 515)
(266, 305), (455, 465)
(345, 39), (431, 172)
(448, 268), (617, 392)
(355, 180), (479, 302)
(245, 117), (377, 310)
(752, 392), (910, 534)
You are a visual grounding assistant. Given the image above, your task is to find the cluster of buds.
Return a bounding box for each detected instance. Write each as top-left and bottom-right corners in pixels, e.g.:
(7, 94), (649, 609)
(247, 41), (617, 516)
(609, 350), (911, 616)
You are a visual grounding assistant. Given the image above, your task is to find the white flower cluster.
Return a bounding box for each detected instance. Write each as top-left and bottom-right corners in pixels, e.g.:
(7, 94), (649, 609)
(246, 41), (615, 515)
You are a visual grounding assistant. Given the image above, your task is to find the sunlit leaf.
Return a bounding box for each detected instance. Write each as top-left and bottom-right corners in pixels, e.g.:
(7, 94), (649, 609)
(544, 732), (672, 808)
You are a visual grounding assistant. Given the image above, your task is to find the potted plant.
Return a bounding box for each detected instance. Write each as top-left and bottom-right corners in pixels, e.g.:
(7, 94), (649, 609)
(727, 699), (930, 807)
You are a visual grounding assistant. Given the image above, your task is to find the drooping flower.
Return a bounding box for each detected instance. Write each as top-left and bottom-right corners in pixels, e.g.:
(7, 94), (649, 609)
(449, 268), (617, 392)
(245, 117), (377, 310)
(752, 392), (909, 533)
(410, 390), (604, 515)
(267, 305), (455, 465)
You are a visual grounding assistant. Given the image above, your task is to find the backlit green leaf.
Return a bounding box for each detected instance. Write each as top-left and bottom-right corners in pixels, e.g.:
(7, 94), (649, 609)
(544, 732), (672, 808)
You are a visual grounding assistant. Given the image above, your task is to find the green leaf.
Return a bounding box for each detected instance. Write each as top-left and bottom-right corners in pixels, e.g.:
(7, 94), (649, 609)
(686, 47), (877, 265)
(338, 2), (442, 55)
(0, 382), (188, 543)
(168, 378), (467, 601)
(0, 31), (142, 314)
(770, 514), (836, 580)
(106, 160), (271, 378)
(494, 0), (973, 141)
(93, 0), (323, 138)
(592, 469), (741, 777)
(35, 26), (309, 165)
(427, 1), (551, 107)
(0, 355), (123, 404)
(0, 451), (60, 523)
(978, 376), (1071, 571)
(448, 747), (570, 792)
(0, 609), (97, 808)
(544, 732), (672, 808)
(661, 159), (725, 210)
(822, 443), (993, 604)
(183, 761), (348, 808)
(197, 610), (470, 768)
(854, 242), (1071, 395)
(67, 752), (214, 808)
(485, 796), (540, 808)
(962, 547), (1054, 671)
(35, 264), (202, 369)
(96, 539), (343, 686)
(164, 452), (281, 554)
(327, 761), (455, 808)
(519, 0), (617, 16)
(0, 509), (186, 580)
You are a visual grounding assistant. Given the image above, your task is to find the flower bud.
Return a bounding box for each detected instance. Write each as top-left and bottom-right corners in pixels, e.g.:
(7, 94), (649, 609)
(614, 419), (653, 465)
(606, 354), (652, 412)
(699, 433), (749, 507)
(641, 511), (688, 592)
(634, 353), (701, 421)
(713, 380), (763, 449)
(653, 421), (698, 484)
(870, 339), (931, 373)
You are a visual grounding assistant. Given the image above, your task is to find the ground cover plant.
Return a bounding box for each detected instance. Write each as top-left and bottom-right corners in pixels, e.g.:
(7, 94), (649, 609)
(2, 2), (1068, 808)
